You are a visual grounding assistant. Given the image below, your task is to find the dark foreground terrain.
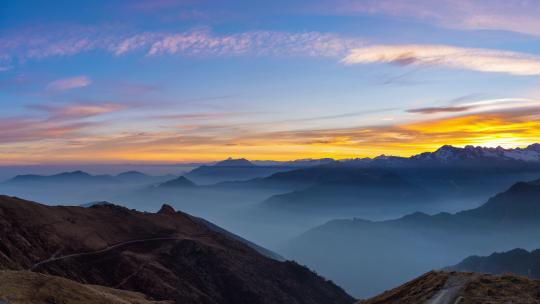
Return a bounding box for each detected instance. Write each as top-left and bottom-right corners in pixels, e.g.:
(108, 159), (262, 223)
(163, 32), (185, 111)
(360, 271), (540, 304)
(0, 195), (353, 304)
(0, 270), (171, 304)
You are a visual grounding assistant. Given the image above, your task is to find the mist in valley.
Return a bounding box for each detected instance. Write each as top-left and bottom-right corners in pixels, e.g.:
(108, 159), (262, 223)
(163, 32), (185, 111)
(3, 148), (540, 299)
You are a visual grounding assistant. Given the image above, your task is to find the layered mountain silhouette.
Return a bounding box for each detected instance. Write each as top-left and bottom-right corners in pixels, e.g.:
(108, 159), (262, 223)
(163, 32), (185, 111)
(260, 166), (432, 212)
(283, 180), (540, 297)
(156, 176), (197, 188)
(185, 158), (295, 185)
(0, 195), (353, 304)
(5, 170), (117, 184)
(359, 271), (540, 304)
(448, 248), (540, 278)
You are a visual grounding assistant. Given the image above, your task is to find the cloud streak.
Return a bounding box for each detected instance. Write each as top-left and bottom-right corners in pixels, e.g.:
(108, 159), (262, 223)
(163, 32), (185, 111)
(46, 76), (92, 91)
(325, 0), (540, 37)
(342, 45), (540, 75)
(407, 106), (474, 114)
(31, 103), (127, 120)
(0, 27), (362, 67)
(3, 103), (540, 164)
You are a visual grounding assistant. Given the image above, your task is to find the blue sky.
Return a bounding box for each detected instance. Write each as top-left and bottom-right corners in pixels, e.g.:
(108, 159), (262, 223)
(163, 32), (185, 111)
(1, 0), (540, 164)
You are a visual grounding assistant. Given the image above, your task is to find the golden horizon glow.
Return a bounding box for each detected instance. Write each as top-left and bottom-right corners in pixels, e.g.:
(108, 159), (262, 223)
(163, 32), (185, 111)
(2, 112), (540, 165)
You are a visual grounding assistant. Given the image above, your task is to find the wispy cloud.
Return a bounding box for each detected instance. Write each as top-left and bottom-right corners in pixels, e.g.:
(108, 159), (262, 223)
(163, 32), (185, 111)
(342, 45), (540, 75)
(46, 76), (92, 91)
(0, 101), (129, 146)
(408, 97), (539, 115)
(118, 30), (362, 58)
(0, 26), (362, 65)
(31, 103), (127, 120)
(407, 106), (474, 114)
(325, 0), (540, 37)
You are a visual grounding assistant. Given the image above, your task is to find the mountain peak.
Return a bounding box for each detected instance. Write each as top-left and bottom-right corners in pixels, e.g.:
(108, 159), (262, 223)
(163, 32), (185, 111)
(157, 176), (196, 188)
(214, 157), (255, 167)
(58, 170), (91, 177)
(116, 171), (147, 177)
(157, 204), (176, 215)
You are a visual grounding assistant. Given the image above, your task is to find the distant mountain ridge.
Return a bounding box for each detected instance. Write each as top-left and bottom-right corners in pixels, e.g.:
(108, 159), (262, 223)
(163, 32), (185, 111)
(5, 170), (174, 185)
(448, 248), (540, 278)
(283, 179), (540, 297)
(260, 166), (433, 212)
(214, 157), (256, 167)
(156, 176), (196, 188)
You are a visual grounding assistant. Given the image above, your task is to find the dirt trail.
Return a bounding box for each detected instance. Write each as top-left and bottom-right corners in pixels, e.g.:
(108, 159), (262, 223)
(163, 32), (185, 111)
(426, 275), (469, 304)
(30, 237), (184, 271)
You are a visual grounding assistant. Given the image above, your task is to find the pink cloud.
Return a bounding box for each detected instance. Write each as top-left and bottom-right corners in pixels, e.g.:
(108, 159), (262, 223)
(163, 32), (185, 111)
(46, 76), (92, 91)
(41, 103), (126, 120)
(324, 0), (540, 37)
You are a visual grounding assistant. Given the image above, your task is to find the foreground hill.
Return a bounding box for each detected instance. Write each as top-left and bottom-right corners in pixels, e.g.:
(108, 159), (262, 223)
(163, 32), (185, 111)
(0, 195), (353, 304)
(359, 271), (540, 304)
(449, 248), (540, 278)
(0, 270), (169, 304)
(283, 180), (540, 297)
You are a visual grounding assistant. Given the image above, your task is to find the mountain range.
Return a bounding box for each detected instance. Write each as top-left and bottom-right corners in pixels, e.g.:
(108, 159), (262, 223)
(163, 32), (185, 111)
(283, 179), (540, 297)
(184, 158), (296, 185)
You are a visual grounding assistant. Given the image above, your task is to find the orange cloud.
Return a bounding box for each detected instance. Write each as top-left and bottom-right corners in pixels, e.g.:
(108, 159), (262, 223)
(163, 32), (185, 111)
(2, 108), (540, 165)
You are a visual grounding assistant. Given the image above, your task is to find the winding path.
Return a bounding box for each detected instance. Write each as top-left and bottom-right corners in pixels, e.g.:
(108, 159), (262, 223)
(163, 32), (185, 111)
(29, 237), (185, 271)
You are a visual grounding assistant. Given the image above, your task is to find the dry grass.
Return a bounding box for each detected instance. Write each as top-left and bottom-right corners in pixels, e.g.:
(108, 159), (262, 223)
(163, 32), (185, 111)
(0, 270), (171, 304)
(360, 271), (540, 304)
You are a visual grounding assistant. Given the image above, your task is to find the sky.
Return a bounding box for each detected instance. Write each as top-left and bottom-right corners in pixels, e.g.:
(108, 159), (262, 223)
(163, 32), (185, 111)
(1, 0), (540, 164)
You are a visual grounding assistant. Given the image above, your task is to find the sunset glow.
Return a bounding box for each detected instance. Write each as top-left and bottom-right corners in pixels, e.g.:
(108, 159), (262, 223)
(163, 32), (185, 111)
(1, 1), (540, 164)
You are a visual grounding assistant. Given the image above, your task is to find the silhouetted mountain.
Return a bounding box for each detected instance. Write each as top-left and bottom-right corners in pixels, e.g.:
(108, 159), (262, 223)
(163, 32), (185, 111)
(253, 158), (337, 167)
(185, 160), (295, 185)
(6, 171), (117, 184)
(115, 170), (150, 181)
(359, 271), (540, 304)
(283, 180), (540, 297)
(214, 157), (256, 167)
(261, 166), (432, 213)
(0, 195), (354, 304)
(156, 176), (196, 188)
(448, 248), (540, 278)
(0, 270), (165, 304)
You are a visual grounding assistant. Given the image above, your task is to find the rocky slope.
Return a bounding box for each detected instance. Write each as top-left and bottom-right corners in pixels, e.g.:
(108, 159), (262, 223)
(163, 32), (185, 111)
(359, 271), (540, 304)
(0, 195), (353, 304)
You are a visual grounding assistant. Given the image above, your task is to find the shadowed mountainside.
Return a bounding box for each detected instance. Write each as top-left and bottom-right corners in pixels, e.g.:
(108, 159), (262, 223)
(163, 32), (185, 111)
(0, 195), (353, 304)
